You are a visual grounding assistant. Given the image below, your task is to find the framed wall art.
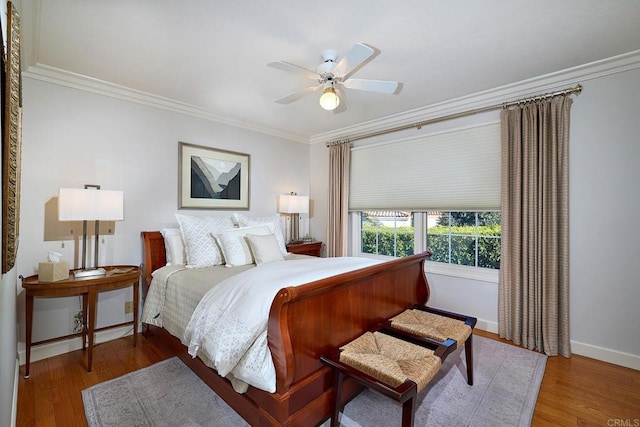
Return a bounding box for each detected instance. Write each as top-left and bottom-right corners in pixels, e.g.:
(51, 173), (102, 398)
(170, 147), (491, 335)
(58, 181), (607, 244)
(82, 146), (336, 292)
(2, 1), (22, 274)
(178, 142), (250, 210)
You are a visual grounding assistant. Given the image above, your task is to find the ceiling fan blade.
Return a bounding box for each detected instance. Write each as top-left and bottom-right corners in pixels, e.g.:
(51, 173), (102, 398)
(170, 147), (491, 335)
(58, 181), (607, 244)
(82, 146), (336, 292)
(333, 87), (349, 114)
(333, 43), (378, 79)
(274, 85), (322, 104)
(343, 78), (400, 94)
(267, 61), (319, 80)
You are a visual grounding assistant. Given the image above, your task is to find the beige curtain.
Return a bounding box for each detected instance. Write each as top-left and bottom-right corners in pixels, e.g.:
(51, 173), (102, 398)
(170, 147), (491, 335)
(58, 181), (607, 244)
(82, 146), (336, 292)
(326, 141), (351, 257)
(499, 96), (572, 357)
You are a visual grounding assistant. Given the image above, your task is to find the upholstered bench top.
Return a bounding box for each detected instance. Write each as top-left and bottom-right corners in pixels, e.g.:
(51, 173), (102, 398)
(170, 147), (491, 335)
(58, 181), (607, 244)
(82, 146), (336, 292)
(339, 331), (441, 392)
(391, 309), (472, 344)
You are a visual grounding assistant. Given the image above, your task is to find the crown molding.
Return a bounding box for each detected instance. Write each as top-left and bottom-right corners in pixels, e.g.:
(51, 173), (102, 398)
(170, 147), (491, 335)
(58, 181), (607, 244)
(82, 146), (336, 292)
(22, 46), (640, 147)
(309, 49), (640, 145)
(23, 63), (310, 144)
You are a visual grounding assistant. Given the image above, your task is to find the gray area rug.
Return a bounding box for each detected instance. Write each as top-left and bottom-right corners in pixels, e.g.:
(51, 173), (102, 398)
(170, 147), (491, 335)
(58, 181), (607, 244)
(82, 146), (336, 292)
(83, 335), (546, 426)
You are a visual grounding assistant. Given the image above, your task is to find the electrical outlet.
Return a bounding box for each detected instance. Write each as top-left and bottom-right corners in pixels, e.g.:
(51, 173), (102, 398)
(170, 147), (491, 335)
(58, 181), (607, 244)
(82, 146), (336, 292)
(124, 301), (134, 314)
(71, 311), (83, 334)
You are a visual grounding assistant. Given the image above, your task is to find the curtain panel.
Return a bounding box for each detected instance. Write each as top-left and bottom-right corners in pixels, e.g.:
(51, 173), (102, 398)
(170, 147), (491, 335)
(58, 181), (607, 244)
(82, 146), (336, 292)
(499, 96), (572, 357)
(326, 142), (351, 257)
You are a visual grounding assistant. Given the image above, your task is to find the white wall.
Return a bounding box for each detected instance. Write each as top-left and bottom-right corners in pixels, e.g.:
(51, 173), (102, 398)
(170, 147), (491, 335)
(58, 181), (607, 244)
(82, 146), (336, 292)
(309, 142), (329, 246)
(568, 68), (640, 363)
(0, 260), (18, 427)
(310, 66), (640, 369)
(16, 78), (310, 355)
(0, 272), (17, 427)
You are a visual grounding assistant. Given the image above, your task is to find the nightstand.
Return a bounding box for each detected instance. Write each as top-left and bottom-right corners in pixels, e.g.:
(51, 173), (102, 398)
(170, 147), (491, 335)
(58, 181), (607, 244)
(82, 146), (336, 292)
(21, 265), (140, 378)
(286, 241), (323, 257)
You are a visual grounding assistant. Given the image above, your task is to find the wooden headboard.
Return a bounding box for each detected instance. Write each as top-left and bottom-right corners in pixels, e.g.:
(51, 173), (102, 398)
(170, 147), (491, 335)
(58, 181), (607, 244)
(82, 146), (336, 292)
(140, 231), (166, 294)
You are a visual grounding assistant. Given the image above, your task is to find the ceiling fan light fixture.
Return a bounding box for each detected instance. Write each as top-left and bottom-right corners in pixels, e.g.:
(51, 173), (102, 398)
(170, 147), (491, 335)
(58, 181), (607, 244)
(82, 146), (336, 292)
(319, 87), (340, 111)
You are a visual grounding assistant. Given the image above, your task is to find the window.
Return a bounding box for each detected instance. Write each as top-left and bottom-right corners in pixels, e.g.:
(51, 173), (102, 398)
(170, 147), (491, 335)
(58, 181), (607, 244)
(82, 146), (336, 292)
(348, 121), (502, 280)
(361, 211), (415, 257)
(426, 211), (500, 269)
(358, 211), (501, 270)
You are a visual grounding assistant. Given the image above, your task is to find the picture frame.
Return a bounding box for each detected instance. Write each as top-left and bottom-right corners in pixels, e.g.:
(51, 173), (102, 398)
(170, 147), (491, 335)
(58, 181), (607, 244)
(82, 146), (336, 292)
(2, 1), (22, 274)
(178, 142), (250, 210)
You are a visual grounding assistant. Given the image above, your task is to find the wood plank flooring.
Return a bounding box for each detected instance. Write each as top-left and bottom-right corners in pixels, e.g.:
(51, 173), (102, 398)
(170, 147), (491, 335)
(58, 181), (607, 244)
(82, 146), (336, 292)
(17, 330), (640, 426)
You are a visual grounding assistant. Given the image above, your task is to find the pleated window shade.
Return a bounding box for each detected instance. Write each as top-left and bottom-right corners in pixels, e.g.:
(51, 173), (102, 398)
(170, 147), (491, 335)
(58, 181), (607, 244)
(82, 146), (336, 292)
(349, 123), (501, 211)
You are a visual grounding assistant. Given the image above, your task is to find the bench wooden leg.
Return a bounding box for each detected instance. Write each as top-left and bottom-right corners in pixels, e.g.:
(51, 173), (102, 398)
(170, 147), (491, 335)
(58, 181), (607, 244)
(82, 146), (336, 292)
(331, 370), (345, 427)
(465, 334), (474, 385)
(401, 395), (417, 427)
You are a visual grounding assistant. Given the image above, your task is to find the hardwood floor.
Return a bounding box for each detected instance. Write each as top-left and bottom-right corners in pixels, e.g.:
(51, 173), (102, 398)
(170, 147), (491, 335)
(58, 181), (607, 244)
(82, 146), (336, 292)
(473, 330), (640, 427)
(17, 330), (640, 426)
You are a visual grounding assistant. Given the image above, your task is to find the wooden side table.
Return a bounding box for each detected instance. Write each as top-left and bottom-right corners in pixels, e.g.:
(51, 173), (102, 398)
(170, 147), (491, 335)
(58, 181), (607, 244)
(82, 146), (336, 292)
(21, 265), (140, 378)
(286, 241), (323, 257)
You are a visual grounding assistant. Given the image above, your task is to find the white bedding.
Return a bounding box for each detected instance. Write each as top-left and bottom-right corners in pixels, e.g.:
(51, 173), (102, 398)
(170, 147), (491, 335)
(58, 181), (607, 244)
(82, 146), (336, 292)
(183, 257), (381, 393)
(142, 263), (257, 339)
(141, 256), (382, 394)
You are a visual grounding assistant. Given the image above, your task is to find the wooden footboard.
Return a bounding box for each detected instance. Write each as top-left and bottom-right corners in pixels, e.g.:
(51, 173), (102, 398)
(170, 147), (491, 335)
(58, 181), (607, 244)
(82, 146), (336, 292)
(141, 231), (431, 426)
(266, 252), (430, 425)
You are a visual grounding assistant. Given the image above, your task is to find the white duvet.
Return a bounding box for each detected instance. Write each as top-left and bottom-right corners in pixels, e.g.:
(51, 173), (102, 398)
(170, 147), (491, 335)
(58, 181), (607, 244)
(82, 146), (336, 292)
(183, 257), (380, 393)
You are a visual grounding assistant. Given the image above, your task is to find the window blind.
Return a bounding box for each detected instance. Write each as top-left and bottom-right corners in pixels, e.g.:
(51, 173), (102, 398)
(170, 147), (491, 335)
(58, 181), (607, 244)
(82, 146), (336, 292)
(349, 122), (501, 211)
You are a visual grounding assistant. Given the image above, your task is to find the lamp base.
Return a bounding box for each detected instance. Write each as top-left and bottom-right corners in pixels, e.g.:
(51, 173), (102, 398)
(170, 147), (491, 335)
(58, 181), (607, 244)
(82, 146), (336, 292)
(73, 268), (107, 278)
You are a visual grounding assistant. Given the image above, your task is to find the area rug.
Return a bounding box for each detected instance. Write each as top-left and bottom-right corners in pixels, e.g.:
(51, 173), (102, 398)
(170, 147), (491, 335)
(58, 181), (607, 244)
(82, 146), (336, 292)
(82, 335), (546, 427)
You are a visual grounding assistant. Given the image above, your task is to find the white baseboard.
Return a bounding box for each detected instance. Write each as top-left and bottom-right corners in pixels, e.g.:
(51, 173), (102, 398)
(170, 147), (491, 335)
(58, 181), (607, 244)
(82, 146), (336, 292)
(475, 321), (639, 371)
(571, 340), (640, 371)
(11, 358), (18, 427)
(475, 318), (498, 334)
(18, 325), (134, 366)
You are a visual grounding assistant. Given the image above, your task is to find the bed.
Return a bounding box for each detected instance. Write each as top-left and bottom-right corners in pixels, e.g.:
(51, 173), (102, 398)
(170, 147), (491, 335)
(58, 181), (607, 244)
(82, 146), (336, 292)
(140, 230), (432, 426)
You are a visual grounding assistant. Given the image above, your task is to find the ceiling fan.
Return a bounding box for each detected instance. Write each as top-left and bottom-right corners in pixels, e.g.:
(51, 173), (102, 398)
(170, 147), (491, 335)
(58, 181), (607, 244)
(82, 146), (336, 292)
(268, 43), (401, 112)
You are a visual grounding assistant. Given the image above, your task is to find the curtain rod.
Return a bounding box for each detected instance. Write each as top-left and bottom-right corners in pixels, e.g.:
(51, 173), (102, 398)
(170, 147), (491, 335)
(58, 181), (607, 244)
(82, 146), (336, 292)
(326, 84), (582, 147)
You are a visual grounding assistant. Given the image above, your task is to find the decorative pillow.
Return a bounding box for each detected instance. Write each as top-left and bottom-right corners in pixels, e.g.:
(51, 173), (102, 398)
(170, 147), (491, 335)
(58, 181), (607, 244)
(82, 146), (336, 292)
(245, 233), (285, 265)
(161, 228), (186, 266)
(232, 213), (288, 255)
(175, 214), (235, 268)
(213, 225), (271, 267)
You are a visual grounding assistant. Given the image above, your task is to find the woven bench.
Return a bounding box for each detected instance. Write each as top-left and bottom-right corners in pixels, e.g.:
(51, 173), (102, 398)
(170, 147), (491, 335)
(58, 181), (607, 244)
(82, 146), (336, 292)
(321, 330), (451, 427)
(388, 305), (477, 385)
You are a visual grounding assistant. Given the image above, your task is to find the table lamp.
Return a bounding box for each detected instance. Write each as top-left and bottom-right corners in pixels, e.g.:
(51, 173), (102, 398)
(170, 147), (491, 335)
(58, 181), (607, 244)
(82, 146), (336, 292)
(278, 192), (309, 244)
(58, 185), (124, 277)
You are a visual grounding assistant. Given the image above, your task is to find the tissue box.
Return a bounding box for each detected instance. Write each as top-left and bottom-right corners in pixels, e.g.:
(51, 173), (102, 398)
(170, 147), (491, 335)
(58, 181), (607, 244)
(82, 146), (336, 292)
(38, 261), (70, 282)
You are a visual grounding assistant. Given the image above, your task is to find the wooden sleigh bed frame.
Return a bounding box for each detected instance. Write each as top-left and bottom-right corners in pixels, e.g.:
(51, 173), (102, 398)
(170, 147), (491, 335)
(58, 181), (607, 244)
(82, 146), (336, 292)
(141, 231), (433, 426)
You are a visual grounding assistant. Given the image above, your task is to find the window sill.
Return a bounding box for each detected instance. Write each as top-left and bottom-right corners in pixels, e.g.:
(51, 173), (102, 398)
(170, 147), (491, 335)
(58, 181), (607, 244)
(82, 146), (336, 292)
(425, 261), (499, 283)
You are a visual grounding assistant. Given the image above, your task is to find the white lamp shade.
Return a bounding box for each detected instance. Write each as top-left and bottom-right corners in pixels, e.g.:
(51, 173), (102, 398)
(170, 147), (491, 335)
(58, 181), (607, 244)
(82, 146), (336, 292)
(58, 188), (124, 221)
(278, 194), (309, 214)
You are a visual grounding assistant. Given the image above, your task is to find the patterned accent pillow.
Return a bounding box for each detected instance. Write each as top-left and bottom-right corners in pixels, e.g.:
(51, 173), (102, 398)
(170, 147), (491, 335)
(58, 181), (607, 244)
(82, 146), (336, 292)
(175, 214), (234, 268)
(232, 213), (288, 255)
(245, 233), (285, 265)
(213, 225), (271, 267)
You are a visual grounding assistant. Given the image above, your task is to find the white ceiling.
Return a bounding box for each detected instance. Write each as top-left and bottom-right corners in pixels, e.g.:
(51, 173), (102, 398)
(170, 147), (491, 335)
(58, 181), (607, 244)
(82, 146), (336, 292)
(22, 0), (640, 142)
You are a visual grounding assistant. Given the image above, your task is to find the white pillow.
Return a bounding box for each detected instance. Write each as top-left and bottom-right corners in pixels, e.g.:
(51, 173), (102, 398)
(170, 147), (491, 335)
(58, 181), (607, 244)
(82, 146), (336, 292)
(175, 213), (235, 268)
(161, 228), (185, 265)
(246, 233), (285, 265)
(232, 213), (288, 255)
(213, 225), (271, 267)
